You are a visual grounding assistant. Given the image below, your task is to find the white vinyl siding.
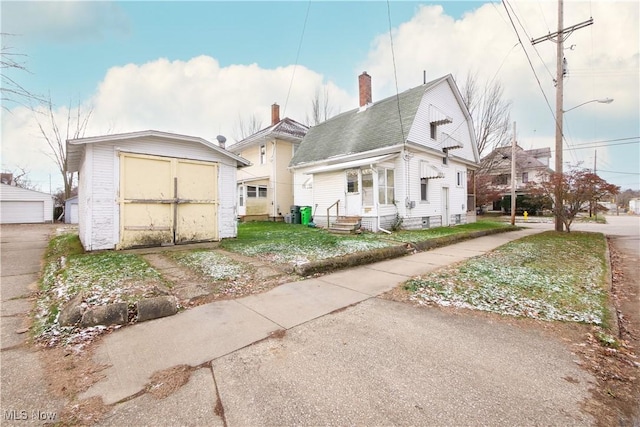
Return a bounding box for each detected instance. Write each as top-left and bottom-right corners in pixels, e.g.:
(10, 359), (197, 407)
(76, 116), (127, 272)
(76, 136), (241, 251)
(0, 184), (54, 224)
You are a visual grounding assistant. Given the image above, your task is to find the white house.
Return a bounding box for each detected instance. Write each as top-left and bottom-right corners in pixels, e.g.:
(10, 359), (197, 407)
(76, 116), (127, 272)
(629, 198), (640, 215)
(0, 183), (54, 224)
(67, 130), (250, 251)
(289, 72), (480, 232)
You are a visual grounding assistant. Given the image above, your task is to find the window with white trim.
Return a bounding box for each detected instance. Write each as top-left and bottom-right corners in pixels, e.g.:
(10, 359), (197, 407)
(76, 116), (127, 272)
(420, 178), (429, 201)
(259, 144), (266, 165)
(522, 172), (529, 183)
(377, 167), (395, 205)
(362, 168), (373, 206)
(456, 171), (464, 187)
(346, 170), (359, 193)
(247, 185), (267, 198)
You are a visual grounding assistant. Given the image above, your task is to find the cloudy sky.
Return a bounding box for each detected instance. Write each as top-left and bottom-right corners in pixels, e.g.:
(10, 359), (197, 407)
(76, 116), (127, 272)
(2, 0), (638, 193)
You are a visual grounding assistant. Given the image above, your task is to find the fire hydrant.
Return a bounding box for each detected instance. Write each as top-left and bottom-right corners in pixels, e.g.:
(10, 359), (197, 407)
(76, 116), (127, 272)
(523, 210), (529, 221)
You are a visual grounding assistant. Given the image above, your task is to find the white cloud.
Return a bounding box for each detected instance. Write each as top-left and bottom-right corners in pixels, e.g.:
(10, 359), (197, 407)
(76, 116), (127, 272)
(359, 1), (638, 184)
(1, 56), (355, 191)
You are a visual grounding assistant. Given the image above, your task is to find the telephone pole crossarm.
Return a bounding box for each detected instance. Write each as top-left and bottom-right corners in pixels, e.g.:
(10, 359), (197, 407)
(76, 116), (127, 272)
(530, 18), (593, 45)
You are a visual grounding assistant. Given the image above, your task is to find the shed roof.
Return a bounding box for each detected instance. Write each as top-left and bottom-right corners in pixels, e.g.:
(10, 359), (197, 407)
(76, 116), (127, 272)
(66, 130), (250, 172)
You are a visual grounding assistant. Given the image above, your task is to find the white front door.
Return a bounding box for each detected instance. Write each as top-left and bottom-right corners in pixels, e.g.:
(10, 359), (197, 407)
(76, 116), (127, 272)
(442, 187), (450, 226)
(345, 169), (361, 216)
(238, 185), (246, 216)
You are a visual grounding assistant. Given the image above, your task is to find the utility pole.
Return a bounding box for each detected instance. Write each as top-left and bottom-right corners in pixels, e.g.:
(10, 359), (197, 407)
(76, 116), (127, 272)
(531, 2), (593, 232)
(510, 121), (517, 226)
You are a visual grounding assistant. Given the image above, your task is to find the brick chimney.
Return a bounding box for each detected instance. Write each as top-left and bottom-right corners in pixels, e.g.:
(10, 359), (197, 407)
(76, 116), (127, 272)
(358, 71), (372, 108)
(271, 103), (280, 125)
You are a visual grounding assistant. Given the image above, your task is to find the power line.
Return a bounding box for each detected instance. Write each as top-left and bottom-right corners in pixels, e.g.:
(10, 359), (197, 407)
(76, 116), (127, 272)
(282, 0), (311, 118)
(597, 169), (640, 175)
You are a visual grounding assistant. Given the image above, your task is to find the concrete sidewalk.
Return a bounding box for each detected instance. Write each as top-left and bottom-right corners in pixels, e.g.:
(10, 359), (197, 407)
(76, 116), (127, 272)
(82, 227), (545, 406)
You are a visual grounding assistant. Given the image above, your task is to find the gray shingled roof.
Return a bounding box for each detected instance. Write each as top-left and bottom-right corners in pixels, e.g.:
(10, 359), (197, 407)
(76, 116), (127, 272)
(229, 118), (309, 153)
(290, 76), (447, 167)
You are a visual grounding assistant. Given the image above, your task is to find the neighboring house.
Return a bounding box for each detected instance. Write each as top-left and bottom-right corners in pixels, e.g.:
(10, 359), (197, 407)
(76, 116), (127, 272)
(629, 198), (640, 215)
(64, 196), (79, 224)
(67, 130), (250, 251)
(229, 103), (308, 221)
(0, 183), (54, 224)
(289, 72), (480, 232)
(477, 145), (553, 211)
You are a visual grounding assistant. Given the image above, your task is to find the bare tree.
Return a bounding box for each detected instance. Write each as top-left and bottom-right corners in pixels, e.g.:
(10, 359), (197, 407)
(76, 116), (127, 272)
(0, 166), (39, 190)
(232, 113), (263, 142)
(305, 87), (336, 126)
(1, 33), (45, 110)
(34, 98), (92, 199)
(459, 71), (512, 157)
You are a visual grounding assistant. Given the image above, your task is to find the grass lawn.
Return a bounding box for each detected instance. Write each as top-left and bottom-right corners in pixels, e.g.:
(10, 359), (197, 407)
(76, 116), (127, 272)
(219, 222), (394, 265)
(384, 219), (512, 243)
(219, 220), (512, 265)
(405, 231), (610, 325)
(35, 233), (166, 346)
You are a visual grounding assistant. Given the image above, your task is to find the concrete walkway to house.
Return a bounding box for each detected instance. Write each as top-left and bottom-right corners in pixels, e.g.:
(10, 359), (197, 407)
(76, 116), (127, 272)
(79, 224), (593, 426)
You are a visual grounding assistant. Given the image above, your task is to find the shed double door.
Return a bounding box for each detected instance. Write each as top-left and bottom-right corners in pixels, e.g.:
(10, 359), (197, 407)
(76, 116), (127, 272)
(119, 153), (218, 249)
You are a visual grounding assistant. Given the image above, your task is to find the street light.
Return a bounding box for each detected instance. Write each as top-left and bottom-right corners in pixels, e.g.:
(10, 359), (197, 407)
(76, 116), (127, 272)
(563, 98), (614, 114)
(554, 97), (613, 231)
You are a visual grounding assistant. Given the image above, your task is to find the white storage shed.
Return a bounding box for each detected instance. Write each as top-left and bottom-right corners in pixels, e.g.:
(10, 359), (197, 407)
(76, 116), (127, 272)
(67, 130), (250, 251)
(0, 183), (54, 224)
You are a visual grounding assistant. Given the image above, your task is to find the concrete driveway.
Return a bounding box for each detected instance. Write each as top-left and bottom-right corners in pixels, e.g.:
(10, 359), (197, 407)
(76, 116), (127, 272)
(1, 224), (64, 425)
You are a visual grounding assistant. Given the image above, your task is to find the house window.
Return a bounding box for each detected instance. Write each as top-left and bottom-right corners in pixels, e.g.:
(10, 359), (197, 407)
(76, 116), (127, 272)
(346, 170), (359, 193)
(522, 172), (529, 183)
(247, 185), (267, 198)
(239, 186), (244, 206)
(260, 144), (266, 165)
(378, 168), (395, 205)
(430, 123), (437, 140)
(442, 149), (449, 166)
(494, 174), (509, 185)
(456, 171), (464, 187)
(420, 178), (428, 201)
(362, 169), (374, 206)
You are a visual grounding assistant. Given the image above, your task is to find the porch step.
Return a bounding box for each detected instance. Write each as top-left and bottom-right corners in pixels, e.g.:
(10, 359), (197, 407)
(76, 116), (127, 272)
(328, 216), (362, 235)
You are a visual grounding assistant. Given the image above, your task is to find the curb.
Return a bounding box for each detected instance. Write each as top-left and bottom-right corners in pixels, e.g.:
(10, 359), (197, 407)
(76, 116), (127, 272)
(294, 226), (521, 277)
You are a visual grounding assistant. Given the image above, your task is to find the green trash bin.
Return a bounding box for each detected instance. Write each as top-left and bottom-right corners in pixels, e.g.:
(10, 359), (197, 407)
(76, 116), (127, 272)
(300, 206), (312, 225)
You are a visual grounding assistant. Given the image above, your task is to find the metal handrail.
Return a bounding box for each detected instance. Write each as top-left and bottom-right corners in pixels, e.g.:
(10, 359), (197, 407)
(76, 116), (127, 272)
(327, 199), (339, 228)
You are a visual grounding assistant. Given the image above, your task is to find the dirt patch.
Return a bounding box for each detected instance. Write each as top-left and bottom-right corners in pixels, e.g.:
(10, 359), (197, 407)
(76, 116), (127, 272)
(39, 340), (111, 425)
(146, 364), (193, 399)
(582, 239), (639, 425)
(58, 396), (110, 426)
(40, 342), (108, 400)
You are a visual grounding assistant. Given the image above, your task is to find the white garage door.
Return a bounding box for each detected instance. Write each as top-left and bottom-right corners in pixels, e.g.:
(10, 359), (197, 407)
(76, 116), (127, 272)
(69, 203), (79, 224)
(1, 201), (44, 224)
